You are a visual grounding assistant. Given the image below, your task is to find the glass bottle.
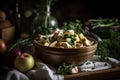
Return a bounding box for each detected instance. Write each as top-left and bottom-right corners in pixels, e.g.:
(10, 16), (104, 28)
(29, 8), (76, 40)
(47, 5), (58, 33)
(9, 0), (21, 40)
(30, 2), (58, 37)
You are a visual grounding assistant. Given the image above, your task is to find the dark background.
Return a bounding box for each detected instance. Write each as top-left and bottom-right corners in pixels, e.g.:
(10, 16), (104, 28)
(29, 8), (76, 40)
(51, 0), (120, 24)
(0, 0), (120, 29)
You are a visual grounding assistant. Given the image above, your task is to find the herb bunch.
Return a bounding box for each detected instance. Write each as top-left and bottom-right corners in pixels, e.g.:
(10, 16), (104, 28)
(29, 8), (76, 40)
(89, 18), (119, 29)
(8, 38), (33, 53)
(96, 29), (120, 61)
(61, 19), (86, 34)
(56, 63), (76, 75)
(95, 39), (110, 62)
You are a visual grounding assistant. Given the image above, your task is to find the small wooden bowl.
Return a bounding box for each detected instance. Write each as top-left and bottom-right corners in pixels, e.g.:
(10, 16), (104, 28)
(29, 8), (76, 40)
(33, 37), (98, 67)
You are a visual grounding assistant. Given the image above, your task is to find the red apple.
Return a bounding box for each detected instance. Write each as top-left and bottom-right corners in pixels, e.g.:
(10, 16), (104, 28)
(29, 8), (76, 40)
(0, 39), (7, 54)
(4, 48), (21, 68)
(14, 53), (35, 73)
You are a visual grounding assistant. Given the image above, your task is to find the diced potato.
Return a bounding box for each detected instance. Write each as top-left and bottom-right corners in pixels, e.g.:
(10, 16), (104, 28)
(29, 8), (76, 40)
(75, 34), (80, 42)
(61, 42), (72, 48)
(36, 29), (93, 48)
(57, 36), (65, 42)
(66, 38), (71, 42)
(49, 41), (57, 47)
(64, 30), (75, 36)
(44, 42), (50, 46)
(76, 43), (83, 48)
(78, 33), (85, 40)
(83, 37), (91, 46)
(56, 42), (72, 48)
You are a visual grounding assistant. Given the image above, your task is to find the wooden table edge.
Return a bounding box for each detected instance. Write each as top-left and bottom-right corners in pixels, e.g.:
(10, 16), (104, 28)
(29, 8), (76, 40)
(64, 67), (120, 80)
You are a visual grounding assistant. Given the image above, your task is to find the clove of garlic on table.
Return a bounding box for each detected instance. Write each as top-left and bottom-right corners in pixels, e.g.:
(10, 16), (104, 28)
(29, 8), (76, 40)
(70, 66), (78, 74)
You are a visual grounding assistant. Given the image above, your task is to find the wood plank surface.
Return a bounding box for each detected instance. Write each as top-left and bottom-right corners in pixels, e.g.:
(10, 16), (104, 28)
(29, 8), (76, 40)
(64, 67), (120, 80)
(1, 67), (120, 80)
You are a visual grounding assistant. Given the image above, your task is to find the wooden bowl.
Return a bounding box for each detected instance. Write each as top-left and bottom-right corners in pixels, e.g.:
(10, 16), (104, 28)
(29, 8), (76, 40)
(33, 37), (98, 67)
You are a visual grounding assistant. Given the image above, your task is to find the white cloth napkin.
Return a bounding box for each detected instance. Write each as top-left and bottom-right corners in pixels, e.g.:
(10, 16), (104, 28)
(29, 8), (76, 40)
(79, 61), (112, 71)
(79, 55), (120, 72)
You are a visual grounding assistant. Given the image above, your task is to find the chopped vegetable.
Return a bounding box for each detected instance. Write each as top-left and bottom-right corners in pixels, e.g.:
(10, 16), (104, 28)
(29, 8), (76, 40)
(35, 28), (94, 48)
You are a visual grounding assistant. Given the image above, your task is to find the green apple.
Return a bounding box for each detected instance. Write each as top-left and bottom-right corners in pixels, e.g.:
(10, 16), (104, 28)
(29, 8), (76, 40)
(14, 53), (35, 73)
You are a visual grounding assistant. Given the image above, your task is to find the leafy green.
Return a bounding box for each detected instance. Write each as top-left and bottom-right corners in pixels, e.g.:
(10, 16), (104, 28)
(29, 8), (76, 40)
(8, 38), (33, 53)
(95, 29), (120, 61)
(88, 18), (120, 61)
(56, 63), (77, 75)
(61, 19), (86, 34)
(89, 18), (119, 29)
(108, 30), (120, 60)
(96, 39), (110, 62)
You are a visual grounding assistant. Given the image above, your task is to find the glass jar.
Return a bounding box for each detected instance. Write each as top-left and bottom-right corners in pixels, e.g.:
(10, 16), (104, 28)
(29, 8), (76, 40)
(30, 3), (58, 37)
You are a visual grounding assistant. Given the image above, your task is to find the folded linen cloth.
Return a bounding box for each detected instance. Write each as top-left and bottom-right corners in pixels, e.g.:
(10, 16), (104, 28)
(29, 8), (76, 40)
(26, 62), (64, 80)
(5, 69), (30, 80)
(5, 62), (64, 80)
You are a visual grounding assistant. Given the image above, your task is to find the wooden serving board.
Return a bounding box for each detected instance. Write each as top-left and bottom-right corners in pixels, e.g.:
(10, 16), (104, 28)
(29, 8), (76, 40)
(64, 67), (120, 80)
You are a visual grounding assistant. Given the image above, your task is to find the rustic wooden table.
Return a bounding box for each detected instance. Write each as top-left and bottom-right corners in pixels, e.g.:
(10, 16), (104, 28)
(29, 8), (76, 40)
(0, 67), (120, 80)
(64, 67), (120, 80)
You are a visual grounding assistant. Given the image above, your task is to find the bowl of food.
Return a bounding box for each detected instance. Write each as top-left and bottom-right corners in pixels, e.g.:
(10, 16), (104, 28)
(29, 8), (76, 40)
(33, 29), (98, 67)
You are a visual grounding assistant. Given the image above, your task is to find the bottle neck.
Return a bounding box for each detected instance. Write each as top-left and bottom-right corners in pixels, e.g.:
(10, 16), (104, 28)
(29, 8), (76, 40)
(9, 0), (21, 14)
(16, 3), (19, 12)
(35, 4), (51, 16)
(47, 5), (50, 16)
